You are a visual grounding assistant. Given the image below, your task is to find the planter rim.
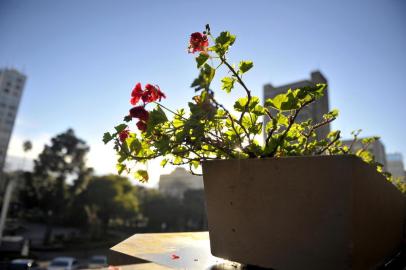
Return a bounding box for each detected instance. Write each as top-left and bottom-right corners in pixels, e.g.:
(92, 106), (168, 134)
(202, 154), (360, 164)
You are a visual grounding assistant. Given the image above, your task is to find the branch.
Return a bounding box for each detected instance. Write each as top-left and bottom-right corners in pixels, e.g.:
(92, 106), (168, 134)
(221, 57), (252, 125)
(266, 99), (314, 157)
(316, 131), (341, 155)
(209, 96), (246, 149)
(303, 117), (336, 154)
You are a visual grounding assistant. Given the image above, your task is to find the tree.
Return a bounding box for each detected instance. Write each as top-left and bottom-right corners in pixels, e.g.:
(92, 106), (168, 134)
(19, 129), (92, 243)
(183, 189), (207, 231)
(138, 189), (185, 232)
(22, 141), (32, 153)
(83, 174), (139, 236)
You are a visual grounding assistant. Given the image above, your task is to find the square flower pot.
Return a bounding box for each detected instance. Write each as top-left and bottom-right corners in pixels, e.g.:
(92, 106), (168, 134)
(202, 155), (405, 270)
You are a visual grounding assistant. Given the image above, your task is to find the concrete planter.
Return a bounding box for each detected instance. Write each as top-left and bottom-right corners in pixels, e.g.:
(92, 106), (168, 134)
(202, 155), (405, 270)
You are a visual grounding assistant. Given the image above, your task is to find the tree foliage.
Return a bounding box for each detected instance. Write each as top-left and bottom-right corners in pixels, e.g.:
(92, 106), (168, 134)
(20, 129), (92, 218)
(83, 174), (139, 229)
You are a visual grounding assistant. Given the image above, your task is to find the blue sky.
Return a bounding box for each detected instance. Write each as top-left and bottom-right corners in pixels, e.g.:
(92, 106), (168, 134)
(1, 0), (405, 185)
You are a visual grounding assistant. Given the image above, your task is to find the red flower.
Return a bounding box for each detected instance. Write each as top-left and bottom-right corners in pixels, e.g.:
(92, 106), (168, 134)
(171, 254), (180, 260)
(156, 87), (166, 101)
(129, 106), (149, 121)
(130, 82), (166, 105)
(188, 32), (209, 53)
(136, 120), (147, 132)
(118, 129), (130, 142)
(143, 84), (166, 103)
(131, 83), (143, 105)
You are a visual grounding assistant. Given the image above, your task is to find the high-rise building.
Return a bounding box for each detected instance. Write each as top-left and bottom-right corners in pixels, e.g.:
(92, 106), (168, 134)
(386, 153), (405, 180)
(263, 71), (330, 139)
(158, 167), (203, 199)
(0, 68), (26, 172)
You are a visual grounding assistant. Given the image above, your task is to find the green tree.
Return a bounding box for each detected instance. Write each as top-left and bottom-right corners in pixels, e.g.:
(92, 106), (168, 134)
(19, 129), (92, 243)
(183, 189), (207, 231)
(138, 189), (185, 232)
(83, 174), (139, 235)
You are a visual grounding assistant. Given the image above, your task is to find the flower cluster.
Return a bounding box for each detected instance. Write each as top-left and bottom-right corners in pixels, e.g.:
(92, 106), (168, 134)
(128, 83), (166, 132)
(188, 32), (209, 53)
(130, 83), (166, 105)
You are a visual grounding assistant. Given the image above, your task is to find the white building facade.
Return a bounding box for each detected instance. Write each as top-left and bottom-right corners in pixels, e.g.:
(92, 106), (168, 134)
(0, 68), (26, 172)
(158, 167), (203, 199)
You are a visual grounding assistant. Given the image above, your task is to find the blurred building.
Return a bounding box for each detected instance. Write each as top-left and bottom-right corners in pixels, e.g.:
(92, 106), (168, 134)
(341, 138), (387, 168)
(158, 167), (203, 199)
(263, 71), (330, 139)
(386, 153), (405, 180)
(0, 68), (26, 172)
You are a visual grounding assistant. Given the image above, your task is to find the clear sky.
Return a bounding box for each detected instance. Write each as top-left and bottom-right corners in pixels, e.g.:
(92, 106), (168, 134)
(1, 0), (405, 186)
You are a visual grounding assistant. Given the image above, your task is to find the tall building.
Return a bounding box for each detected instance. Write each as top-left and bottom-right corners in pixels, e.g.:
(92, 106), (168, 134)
(0, 68), (26, 172)
(263, 71), (330, 139)
(386, 153), (405, 180)
(158, 167), (203, 199)
(341, 138), (387, 168)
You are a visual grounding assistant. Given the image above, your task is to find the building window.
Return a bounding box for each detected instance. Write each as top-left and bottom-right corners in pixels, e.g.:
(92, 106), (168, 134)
(4, 88), (10, 94)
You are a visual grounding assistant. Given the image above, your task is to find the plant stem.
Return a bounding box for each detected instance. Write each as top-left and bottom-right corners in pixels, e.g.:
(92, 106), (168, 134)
(267, 99), (314, 157)
(317, 131), (341, 155)
(221, 57), (252, 122)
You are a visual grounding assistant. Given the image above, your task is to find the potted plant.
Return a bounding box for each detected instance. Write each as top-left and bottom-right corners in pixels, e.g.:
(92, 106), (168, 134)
(104, 25), (405, 269)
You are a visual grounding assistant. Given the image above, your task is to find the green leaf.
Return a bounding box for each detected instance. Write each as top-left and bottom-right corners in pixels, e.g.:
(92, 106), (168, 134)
(147, 106), (168, 134)
(173, 117), (184, 128)
(234, 96), (260, 112)
(361, 136), (380, 144)
(213, 31), (236, 56)
(102, 132), (113, 144)
(221, 77), (235, 93)
(356, 149), (374, 164)
(196, 53), (209, 68)
(265, 90), (300, 111)
(191, 64), (216, 92)
(114, 124), (127, 133)
(215, 31), (236, 47)
(238, 61), (253, 74)
(127, 137), (141, 153)
(173, 156), (183, 165)
(191, 160), (200, 169)
(323, 109), (339, 120)
(252, 104), (266, 116)
(160, 158), (168, 167)
(116, 163), (127, 175)
(155, 135), (170, 153)
(123, 115), (132, 122)
(135, 170), (149, 183)
(276, 113), (289, 126)
(234, 97), (247, 112)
